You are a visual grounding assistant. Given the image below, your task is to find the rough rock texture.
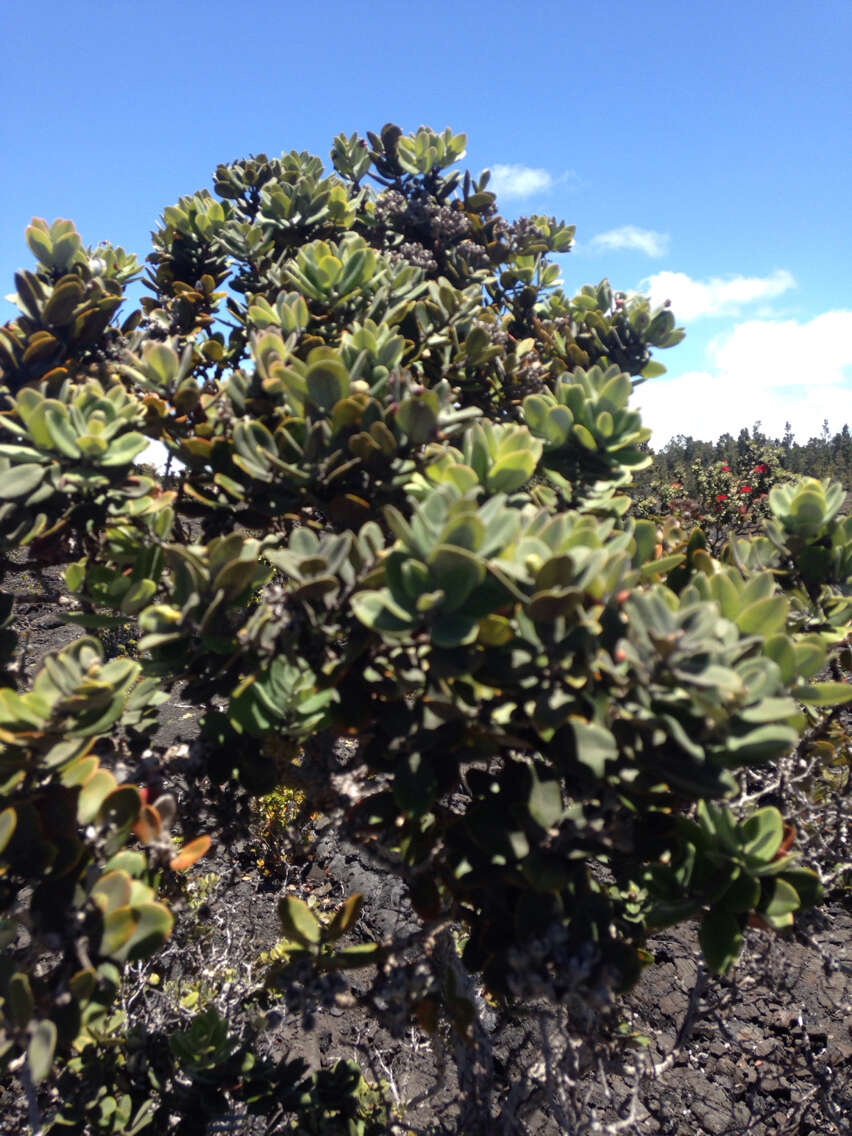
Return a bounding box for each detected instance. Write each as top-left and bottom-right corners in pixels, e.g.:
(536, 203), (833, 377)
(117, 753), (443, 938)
(187, 806), (851, 1134)
(300, 830), (852, 1134)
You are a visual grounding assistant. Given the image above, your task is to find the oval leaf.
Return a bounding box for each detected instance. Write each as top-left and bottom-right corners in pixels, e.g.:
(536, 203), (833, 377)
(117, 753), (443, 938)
(326, 893), (364, 942)
(28, 1020), (58, 1085)
(278, 895), (321, 946)
(700, 908), (743, 974)
(169, 834), (212, 872)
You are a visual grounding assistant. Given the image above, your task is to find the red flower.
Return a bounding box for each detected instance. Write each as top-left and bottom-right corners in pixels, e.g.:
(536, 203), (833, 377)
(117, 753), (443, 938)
(716, 493), (728, 502)
(721, 465), (730, 472)
(741, 485), (752, 493)
(754, 463), (769, 474)
(670, 481), (683, 489)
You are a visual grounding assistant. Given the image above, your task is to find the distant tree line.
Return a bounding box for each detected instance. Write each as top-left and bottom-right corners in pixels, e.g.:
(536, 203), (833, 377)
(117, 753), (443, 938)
(626, 420), (852, 548)
(637, 420), (852, 497)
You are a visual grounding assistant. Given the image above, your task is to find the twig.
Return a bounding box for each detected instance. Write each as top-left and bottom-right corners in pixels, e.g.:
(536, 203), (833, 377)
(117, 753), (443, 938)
(650, 961), (708, 1076)
(20, 1058), (43, 1136)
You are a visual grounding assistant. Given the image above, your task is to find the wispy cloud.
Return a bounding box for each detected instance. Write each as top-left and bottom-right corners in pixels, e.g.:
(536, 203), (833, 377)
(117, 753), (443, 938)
(589, 226), (670, 258)
(489, 164), (554, 199)
(488, 164), (579, 200)
(642, 268), (796, 322)
(635, 310), (852, 443)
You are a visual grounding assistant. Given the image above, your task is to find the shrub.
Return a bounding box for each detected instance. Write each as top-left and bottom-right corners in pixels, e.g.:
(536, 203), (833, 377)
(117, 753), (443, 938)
(1, 123), (851, 1130)
(632, 433), (790, 550)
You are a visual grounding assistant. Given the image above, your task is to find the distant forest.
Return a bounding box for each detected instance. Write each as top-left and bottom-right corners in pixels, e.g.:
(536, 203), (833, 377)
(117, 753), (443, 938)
(638, 420), (852, 496)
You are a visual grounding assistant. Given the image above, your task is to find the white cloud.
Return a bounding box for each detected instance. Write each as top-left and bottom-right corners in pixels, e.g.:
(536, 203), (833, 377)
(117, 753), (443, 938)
(489, 164), (553, 199)
(642, 268), (796, 322)
(635, 311), (852, 444)
(589, 226), (669, 258)
(136, 440), (181, 471)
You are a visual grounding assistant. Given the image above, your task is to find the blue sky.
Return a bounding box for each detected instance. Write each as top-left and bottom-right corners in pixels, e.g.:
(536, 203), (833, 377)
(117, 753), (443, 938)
(3, 0), (851, 446)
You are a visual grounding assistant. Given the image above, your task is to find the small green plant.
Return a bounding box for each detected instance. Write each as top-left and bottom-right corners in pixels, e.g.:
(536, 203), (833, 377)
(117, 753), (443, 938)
(267, 893), (382, 976)
(185, 871), (220, 911)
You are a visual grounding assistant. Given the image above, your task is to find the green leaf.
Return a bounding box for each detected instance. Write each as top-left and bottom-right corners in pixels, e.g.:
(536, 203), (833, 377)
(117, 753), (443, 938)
(797, 681), (852, 706)
(104, 850), (147, 877)
(28, 1020), (57, 1084)
(101, 907), (137, 955)
(740, 571), (775, 607)
(527, 767), (563, 829)
(440, 514), (485, 552)
(699, 909), (743, 974)
(0, 807), (16, 854)
(726, 724), (797, 763)
(761, 877), (801, 918)
(145, 343), (180, 385)
(26, 224), (54, 265)
(646, 897), (703, 930)
(640, 553), (684, 579)
(351, 589), (415, 634)
(779, 868), (823, 908)
(0, 463), (45, 499)
(763, 634), (797, 683)
(788, 488), (827, 537)
(322, 943), (383, 969)
(394, 753), (438, 817)
(278, 896), (321, 946)
(325, 894), (364, 942)
(428, 546), (485, 612)
(77, 432), (109, 459)
(718, 872), (761, 913)
(91, 871), (133, 914)
(522, 395), (550, 433)
(69, 968), (97, 1002)
(760, 910), (795, 930)
(305, 355), (349, 411)
(78, 769), (119, 824)
(113, 903), (174, 962)
(569, 719), (617, 777)
(99, 786), (143, 833)
(120, 579), (157, 615)
(45, 405), (81, 458)
(572, 423), (597, 451)
(741, 807), (783, 862)
(43, 277), (85, 326)
(736, 595), (788, 637)
(641, 360), (667, 378)
(62, 612), (129, 630)
(396, 394), (439, 444)
(8, 973), (35, 1025)
(101, 433), (149, 467)
(793, 638), (826, 679)
(487, 450), (537, 493)
(430, 611), (478, 647)
(65, 560), (86, 593)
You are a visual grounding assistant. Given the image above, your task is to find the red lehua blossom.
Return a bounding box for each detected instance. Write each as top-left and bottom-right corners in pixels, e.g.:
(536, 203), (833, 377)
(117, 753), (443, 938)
(721, 465), (731, 472)
(670, 481), (683, 489)
(741, 485), (752, 493)
(754, 463), (769, 474)
(716, 493), (728, 502)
